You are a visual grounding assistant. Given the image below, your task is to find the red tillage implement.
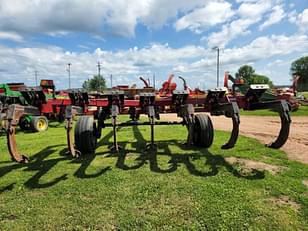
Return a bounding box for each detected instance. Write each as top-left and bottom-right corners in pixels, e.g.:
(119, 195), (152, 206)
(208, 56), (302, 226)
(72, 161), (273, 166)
(1, 76), (291, 163)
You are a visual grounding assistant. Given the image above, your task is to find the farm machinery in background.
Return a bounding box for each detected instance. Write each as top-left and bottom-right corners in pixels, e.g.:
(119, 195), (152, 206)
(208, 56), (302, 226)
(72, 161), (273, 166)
(0, 79), (70, 133)
(1, 73), (292, 164)
(0, 82), (46, 133)
(223, 72), (300, 111)
(0, 83), (26, 105)
(157, 74), (205, 97)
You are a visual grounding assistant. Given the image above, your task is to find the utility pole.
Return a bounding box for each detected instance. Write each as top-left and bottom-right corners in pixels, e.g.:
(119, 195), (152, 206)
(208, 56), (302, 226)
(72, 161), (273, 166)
(110, 74), (113, 88)
(153, 73), (156, 89)
(212, 46), (220, 87)
(34, 70), (38, 86)
(67, 63), (72, 89)
(97, 61), (101, 77)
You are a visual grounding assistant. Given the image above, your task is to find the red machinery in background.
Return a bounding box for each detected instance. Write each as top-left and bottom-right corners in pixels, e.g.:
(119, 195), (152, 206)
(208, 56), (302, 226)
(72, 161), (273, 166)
(159, 74), (177, 96)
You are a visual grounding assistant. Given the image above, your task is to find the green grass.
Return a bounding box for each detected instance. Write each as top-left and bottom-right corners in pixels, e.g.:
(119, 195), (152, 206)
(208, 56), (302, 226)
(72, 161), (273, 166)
(240, 105), (308, 116)
(0, 118), (308, 230)
(300, 92), (308, 99)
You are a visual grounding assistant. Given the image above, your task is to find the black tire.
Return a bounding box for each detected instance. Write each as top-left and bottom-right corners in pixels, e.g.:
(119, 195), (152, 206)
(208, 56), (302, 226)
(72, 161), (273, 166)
(74, 116), (97, 154)
(31, 116), (49, 132)
(19, 116), (30, 130)
(193, 114), (214, 148)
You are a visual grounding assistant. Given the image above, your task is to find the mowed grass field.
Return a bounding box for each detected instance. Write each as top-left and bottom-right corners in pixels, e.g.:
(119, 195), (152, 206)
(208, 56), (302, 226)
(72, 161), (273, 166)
(0, 117), (308, 230)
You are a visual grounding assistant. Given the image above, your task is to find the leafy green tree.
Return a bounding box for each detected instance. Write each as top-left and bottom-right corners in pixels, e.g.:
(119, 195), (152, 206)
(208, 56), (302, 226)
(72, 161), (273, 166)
(290, 56), (308, 91)
(82, 75), (106, 92)
(236, 65), (273, 87)
(250, 74), (273, 87)
(236, 65), (255, 84)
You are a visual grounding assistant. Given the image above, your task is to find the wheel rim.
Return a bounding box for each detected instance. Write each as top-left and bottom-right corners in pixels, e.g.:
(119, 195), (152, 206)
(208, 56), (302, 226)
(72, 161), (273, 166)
(37, 118), (47, 130)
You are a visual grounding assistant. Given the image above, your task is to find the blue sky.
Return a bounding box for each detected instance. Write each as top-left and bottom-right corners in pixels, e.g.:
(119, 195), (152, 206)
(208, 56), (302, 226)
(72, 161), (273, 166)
(0, 0), (307, 90)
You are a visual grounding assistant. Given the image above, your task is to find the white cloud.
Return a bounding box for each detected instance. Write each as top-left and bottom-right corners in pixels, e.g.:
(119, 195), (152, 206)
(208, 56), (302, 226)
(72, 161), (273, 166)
(140, 0), (204, 29)
(0, 0), (105, 35)
(288, 10), (297, 23)
(288, 8), (308, 34)
(205, 18), (256, 48)
(205, 0), (273, 48)
(259, 5), (285, 30)
(297, 9), (308, 33)
(222, 35), (308, 64)
(289, 3), (295, 9)
(0, 43), (206, 88)
(236, 0), (260, 2)
(174, 1), (235, 33)
(177, 34), (308, 84)
(0, 0), (205, 38)
(237, 0), (272, 19)
(1, 34), (307, 88)
(0, 31), (23, 42)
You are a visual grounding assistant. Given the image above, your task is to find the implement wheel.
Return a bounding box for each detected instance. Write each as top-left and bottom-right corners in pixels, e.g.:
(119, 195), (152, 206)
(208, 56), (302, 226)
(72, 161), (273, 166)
(31, 116), (48, 132)
(193, 114), (214, 148)
(74, 116), (97, 154)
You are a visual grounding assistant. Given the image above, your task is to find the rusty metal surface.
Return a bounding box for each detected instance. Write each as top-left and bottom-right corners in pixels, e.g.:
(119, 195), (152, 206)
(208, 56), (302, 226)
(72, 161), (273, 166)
(65, 118), (80, 157)
(6, 121), (29, 163)
(64, 105), (82, 157)
(3, 104), (40, 163)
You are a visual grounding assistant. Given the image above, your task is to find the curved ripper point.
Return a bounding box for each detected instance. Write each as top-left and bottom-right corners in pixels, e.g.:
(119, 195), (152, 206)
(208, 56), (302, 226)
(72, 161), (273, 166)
(7, 127), (29, 163)
(5, 104), (41, 163)
(266, 101), (291, 149)
(221, 113), (240, 149)
(220, 102), (240, 149)
(65, 118), (81, 158)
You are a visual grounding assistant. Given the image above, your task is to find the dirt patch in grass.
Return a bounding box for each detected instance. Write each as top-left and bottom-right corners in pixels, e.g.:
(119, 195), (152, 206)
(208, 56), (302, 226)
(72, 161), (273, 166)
(268, 196), (301, 211)
(225, 157), (287, 175)
(303, 180), (308, 188)
(159, 114), (308, 164)
(212, 116), (308, 165)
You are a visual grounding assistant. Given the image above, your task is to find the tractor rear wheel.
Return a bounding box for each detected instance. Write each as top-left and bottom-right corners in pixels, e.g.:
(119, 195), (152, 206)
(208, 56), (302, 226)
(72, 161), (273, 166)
(19, 115), (31, 131)
(193, 114), (214, 148)
(31, 116), (49, 132)
(74, 116), (97, 154)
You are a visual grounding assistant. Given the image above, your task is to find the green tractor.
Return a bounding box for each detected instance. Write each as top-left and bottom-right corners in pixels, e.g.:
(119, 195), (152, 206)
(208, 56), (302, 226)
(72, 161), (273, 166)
(0, 83), (49, 132)
(0, 83), (26, 105)
(18, 114), (48, 132)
